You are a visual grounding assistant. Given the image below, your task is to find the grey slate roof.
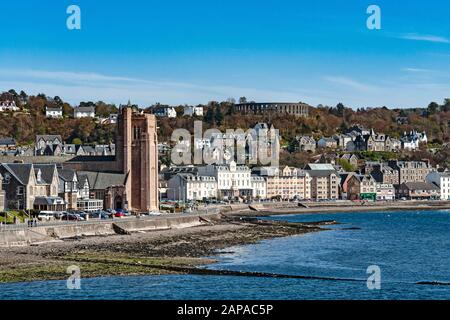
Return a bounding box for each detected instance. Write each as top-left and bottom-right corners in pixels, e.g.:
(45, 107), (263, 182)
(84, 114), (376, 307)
(34, 196), (65, 205)
(1, 163), (33, 185)
(402, 182), (439, 190)
(77, 173), (90, 189)
(75, 106), (95, 113)
(34, 164), (57, 184)
(58, 169), (77, 182)
(0, 138), (16, 146)
(77, 171), (127, 190)
(46, 106), (62, 112)
(36, 135), (62, 142)
(307, 170), (337, 177)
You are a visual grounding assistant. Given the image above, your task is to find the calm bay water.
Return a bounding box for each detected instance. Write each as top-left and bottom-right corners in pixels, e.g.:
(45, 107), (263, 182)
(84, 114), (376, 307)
(1, 210), (450, 300)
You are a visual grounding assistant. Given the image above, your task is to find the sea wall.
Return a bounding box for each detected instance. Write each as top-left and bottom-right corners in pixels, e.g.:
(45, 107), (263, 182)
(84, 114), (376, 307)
(0, 213), (222, 247)
(113, 213), (221, 232)
(0, 228), (57, 247)
(36, 222), (116, 239)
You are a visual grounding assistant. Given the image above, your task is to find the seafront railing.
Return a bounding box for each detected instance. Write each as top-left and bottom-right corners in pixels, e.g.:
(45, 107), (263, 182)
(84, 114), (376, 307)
(0, 209), (222, 232)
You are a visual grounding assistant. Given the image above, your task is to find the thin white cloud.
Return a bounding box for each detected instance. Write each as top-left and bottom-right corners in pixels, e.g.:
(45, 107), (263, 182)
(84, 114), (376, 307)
(399, 33), (449, 44)
(0, 69), (321, 106)
(0, 69), (141, 83)
(402, 67), (431, 73)
(1, 68), (449, 110)
(323, 76), (378, 92)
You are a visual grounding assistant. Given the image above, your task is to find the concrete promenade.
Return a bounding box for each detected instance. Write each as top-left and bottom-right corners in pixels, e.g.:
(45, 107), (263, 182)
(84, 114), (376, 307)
(0, 211), (221, 247)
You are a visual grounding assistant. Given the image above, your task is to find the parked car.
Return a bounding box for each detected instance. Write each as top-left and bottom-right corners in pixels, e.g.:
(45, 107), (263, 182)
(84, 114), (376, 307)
(114, 211), (125, 218)
(100, 212), (111, 219)
(37, 211), (55, 221)
(74, 214), (85, 221)
(148, 211), (162, 216)
(91, 210), (111, 219)
(61, 213), (83, 221)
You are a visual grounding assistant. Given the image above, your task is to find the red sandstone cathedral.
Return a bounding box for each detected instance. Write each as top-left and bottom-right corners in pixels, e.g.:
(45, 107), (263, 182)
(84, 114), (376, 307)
(64, 107), (159, 212)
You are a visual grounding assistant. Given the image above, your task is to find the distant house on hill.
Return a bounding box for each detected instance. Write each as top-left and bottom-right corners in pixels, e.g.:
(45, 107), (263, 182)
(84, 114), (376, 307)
(295, 136), (316, 152)
(151, 105), (177, 118)
(0, 100), (19, 112)
(0, 138), (16, 151)
(35, 135), (64, 156)
(184, 105), (203, 117)
(45, 106), (63, 118)
(338, 153), (359, 168)
(109, 114), (118, 124)
(74, 106), (96, 118)
(401, 130), (428, 150)
(354, 129), (399, 152)
(317, 137), (338, 149)
(333, 134), (355, 151)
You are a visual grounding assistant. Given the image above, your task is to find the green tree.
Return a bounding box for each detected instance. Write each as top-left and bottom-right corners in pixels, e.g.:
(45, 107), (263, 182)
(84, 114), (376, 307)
(19, 90), (28, 102)
(427, 102), (439, 115)
(62, 103), (73, 117)
(337, 158), (355, 172)
(53, 96), (63, 106)
(204, 107), (215, 125)
(442, 99), (450, 112)
(336, 102), (345, 117)
(72, 138), (82, 145)
(214, 106), (223, 125)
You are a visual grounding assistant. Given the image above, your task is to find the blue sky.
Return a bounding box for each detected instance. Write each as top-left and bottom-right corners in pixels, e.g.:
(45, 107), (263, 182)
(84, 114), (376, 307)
(0, 0), (449, 108)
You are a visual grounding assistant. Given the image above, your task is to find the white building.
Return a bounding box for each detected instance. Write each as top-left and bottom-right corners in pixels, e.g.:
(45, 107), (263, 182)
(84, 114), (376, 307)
(167, 173), (217, 201)
(426, 171), (450, 200)
(45, 106), (63, 118)
(401, 130), (428, 150)
(153, 106), (177, 118)
(74, 106), (96, 118)
(376, 183), (395, 201)
(0, 100), (19, 112)
(109, 114), (118, 124)
(198, 161), (252, 199)
(251, 175), (267, 199)
(184, 105), (203, 117)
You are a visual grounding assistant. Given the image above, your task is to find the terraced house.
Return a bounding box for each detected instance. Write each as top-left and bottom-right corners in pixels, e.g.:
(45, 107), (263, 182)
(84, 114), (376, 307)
(254, 166), (311, 200)
(305, 163), (340, 201)
(347, 174), (377, 201)
(0, 163), (65, 211)
(388, 160), (433, 185)
(371, 164), (400, 185)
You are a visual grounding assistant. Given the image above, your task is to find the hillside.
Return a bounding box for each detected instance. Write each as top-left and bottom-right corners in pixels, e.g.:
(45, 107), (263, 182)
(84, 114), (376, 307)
(1, 89), (449, 167)
(0, 90), (116, 145)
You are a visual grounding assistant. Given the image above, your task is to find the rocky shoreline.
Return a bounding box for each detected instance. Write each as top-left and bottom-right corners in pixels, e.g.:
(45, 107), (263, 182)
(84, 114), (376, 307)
(230, 201), (450, 216)
(2, 202), (448, 284)
(0, 215), (334, 283)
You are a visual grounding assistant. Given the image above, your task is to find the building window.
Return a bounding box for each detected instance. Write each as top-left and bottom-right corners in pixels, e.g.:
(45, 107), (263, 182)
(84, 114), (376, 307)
(3, 173), (11, 184)
(17, 186), (24, 196)
(133, 126), (142, 140)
